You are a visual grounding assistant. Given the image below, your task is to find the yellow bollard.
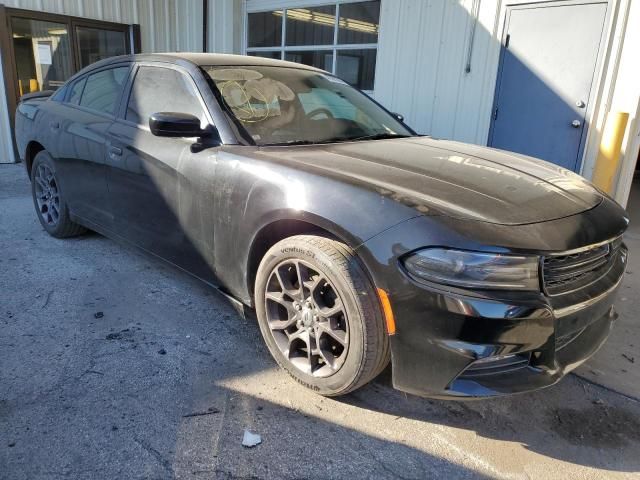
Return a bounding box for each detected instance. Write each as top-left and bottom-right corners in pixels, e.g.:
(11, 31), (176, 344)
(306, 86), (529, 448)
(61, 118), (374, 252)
(29, 79), (39, 93)
(593, 111), (629, 194)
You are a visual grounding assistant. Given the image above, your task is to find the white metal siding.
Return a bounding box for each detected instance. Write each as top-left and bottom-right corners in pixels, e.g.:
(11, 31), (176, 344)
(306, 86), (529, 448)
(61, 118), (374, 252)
(375, 0), (501, 144)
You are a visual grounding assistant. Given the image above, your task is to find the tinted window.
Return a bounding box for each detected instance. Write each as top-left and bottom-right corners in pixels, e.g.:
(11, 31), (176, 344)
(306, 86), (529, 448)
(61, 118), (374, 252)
(247, 11), (282, 48)
(336, 49), (377, 90)
(338, 1), (380, 44)
(286, 6), (335, 46)
(247, 51), (281, 60)
(68, 77), (86, 104)
(76, 27), (127, 69)
(126, 67), (207, 127)
(79, 66), (128, 114)
(284, 51), (333, 71)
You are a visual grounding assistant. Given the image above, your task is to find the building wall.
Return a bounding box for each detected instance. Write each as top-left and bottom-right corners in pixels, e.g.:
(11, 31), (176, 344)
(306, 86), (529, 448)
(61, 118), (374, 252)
(243, 0), (502, 145)
(374, 0), (500, 144)
(0, 0), (239, 163)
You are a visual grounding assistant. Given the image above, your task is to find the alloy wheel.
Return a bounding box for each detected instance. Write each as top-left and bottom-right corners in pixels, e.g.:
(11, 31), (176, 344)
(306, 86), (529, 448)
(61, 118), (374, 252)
(264, 259), (349, 377)
(34, 163), (60, 226)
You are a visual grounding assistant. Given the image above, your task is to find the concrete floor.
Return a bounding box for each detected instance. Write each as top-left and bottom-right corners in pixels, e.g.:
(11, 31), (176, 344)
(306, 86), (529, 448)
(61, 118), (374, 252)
(1, 163), (639, 479)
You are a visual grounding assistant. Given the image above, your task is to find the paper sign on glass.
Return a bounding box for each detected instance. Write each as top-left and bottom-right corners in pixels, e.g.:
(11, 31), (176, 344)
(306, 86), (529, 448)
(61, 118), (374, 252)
(37, 44), (52, 65)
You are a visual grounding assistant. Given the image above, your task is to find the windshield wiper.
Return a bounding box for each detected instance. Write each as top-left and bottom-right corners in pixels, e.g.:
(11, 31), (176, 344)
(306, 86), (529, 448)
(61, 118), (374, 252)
(263, 139), (342, 146)
(345, 133), (413, 142)
(263, 133), (412, 146)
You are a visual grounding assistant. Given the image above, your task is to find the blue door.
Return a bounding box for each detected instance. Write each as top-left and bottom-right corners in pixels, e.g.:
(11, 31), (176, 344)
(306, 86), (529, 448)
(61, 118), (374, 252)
(489, 2), (607, 171)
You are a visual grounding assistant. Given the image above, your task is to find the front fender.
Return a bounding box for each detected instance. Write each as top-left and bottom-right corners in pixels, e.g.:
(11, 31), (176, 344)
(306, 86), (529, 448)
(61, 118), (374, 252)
(212, 148), (419, 304)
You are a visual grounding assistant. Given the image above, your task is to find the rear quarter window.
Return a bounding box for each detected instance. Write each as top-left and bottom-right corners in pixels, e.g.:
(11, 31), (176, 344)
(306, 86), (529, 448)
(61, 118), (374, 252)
(50, 85), (68, 102)
(68, 77), (86, 105)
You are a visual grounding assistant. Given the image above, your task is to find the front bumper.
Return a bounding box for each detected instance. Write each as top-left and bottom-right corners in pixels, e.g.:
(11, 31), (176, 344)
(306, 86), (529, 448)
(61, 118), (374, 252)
(386, 243), (627, 399)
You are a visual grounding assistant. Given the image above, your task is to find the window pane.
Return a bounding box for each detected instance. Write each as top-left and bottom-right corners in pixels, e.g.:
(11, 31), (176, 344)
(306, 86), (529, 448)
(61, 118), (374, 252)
(248, 11), (283, 48)
(285, 6), (336, 46)
(10, 17), (73, 94)
(50, 84), (68, 102)
(79, 66), (128, 115)
(126, 67), (206, 127)
(284, 51), (333, 71)
(247, 51), (281, 59)
(336, 49), (376, 90)
(338, 1), (380, 44)
(76, 27), (127, 69)
(69, 77), (86, 104)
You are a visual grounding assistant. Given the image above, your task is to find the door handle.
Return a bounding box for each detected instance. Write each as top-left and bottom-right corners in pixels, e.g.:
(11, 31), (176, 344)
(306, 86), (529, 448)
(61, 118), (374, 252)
(108, 146), (123, 157)
(571, 120), (582, 128)
(50, 121), (59, 130)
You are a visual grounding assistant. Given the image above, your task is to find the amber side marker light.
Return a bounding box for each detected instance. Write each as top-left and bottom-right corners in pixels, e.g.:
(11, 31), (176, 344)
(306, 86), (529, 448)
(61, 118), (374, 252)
(377, 288), (396, 336)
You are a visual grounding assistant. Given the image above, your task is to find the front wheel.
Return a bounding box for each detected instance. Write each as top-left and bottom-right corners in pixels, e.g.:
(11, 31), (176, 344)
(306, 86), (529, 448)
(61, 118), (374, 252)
(255, 235), (390, 396)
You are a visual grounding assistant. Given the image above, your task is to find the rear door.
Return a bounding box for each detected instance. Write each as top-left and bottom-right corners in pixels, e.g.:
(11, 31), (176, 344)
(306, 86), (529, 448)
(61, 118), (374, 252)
(53, 65), (130, 227)
(489, 2), (607, 171)
(104, 63), (218, 281)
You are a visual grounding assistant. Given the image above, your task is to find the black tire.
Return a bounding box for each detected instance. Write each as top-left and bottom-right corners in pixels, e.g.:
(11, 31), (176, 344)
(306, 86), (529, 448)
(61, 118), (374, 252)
(31, 150), (86, 238)
(255, 234), (390, 396)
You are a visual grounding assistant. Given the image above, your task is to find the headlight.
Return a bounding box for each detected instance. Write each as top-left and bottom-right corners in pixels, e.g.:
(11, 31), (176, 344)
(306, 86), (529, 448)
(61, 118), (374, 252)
(402, 248), (540, 291)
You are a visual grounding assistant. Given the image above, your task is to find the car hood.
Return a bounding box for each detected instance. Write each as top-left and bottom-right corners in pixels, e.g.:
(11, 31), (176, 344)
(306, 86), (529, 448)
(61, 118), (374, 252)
(250, 137), (603, 225)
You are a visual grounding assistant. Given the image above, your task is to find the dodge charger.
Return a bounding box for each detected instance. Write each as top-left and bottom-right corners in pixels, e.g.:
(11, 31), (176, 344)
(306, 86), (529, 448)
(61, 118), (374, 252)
(15, 53), (629, 398)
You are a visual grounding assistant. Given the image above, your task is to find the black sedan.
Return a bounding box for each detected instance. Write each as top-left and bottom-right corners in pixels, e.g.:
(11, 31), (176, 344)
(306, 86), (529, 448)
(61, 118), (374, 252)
(15, 53), (628, 398)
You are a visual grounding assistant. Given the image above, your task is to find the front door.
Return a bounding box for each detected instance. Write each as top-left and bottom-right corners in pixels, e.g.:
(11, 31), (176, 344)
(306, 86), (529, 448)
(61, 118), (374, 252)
(489, 1), (607, 171)
(105, 64), (218, 282)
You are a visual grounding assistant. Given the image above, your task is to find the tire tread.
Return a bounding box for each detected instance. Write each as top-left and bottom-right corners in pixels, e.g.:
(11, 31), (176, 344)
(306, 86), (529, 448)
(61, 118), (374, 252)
(256, 234), (390, 396)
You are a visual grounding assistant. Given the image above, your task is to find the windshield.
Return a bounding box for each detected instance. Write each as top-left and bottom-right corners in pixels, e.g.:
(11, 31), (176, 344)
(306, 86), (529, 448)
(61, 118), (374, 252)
(202, 65), (413, 146)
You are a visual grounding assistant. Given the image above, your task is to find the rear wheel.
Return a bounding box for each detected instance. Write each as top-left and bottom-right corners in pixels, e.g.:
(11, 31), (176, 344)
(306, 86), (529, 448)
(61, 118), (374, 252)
(255, 235), (390, 396)
(31, 150), (86, 238)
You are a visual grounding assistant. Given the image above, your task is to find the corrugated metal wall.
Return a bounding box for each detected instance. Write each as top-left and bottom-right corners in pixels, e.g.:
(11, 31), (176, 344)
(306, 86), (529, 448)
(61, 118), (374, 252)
(0, 0), (240, 163)
(375, 0), (501, 145)
(0, 0), (205, 52)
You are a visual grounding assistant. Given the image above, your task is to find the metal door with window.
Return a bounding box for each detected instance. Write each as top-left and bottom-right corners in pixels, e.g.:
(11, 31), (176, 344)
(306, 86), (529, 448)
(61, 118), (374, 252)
(489, 1), (607, 171)
(0, 6), (139, 153)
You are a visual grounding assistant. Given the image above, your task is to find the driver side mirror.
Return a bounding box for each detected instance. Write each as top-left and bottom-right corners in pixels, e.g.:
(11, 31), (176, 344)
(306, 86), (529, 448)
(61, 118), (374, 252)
(391, 112), (405, 123)
(149, 112), (219, 141)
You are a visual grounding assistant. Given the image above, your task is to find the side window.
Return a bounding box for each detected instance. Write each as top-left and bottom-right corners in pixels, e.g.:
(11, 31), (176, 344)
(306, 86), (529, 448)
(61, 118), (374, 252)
(68, 77), (86, 105)
(125, 66), (207, 127)
(79, 66), (128, 115)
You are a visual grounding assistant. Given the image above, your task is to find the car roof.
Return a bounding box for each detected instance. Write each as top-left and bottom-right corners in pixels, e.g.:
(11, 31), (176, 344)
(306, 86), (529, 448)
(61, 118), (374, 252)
(75, 52), (326, 76)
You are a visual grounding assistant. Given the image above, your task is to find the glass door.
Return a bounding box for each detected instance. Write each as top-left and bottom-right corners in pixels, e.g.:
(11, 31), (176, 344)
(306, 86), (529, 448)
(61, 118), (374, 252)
(2, 8), (136, 100)
(10, 16), (73, 95)
(74, 24), (129, 69)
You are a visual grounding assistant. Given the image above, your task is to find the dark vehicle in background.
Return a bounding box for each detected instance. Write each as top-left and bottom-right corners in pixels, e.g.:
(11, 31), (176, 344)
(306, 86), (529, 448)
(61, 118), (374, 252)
(15, 54), (628, 398)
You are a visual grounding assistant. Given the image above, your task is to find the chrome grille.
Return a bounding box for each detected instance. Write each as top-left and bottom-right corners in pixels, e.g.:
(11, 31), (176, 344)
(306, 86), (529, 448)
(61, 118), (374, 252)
(543, 237), (622, 295)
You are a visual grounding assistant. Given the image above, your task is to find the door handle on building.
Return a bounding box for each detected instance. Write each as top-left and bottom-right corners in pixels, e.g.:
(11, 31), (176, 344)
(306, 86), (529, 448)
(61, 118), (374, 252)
(571, 120), (581, 128)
